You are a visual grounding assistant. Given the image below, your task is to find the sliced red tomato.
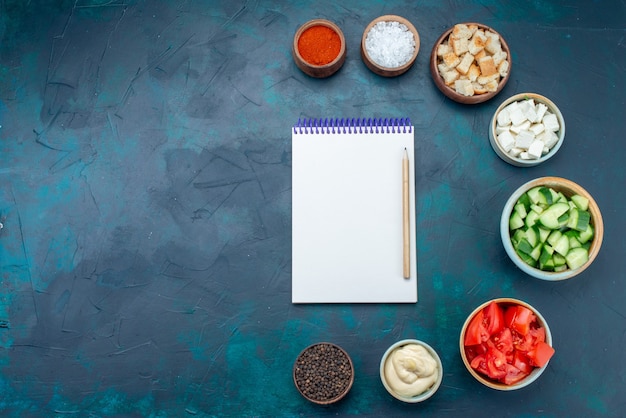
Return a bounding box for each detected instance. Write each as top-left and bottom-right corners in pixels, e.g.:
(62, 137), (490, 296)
(470, 353), (489, 376)
(464, 310), (489, 346)
(493, 327), (514, 354)
(502, 364), (529, 385)
(483, 301), (505, 336)
(528, 341), (555, 367)
(504, 305), (536, 336)
(512, 350), (534, 374)
(466, 301), (554, 386)
(485, 343), (507, 380)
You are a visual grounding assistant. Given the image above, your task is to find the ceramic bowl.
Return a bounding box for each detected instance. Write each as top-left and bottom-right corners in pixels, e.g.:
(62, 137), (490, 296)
(501, 177), (603, 280)
(489, 93), (565, 166)
(361, 15), (420, 77)
(380, 339), (443, 402)
(430, 23), (511, 104)
(460, 298), (553, 390)
(293, 342), (354, 405)
(292, 19), (346, 78)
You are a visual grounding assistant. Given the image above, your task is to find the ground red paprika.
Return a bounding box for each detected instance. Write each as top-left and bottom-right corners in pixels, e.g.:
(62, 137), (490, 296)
(297, 25), (341, 66)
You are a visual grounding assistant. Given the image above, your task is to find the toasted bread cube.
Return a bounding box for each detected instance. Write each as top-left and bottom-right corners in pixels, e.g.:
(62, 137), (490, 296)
(493, 50), (508, 65)
(437, 43), (453, 57)
(443, 51), (461, 68)
(485, 33), (502, 54)
(484, 79), (499, 92)
(497, 59), (509, 77)
(442, 69), (460, 85)
(478, 56), (498, 77)
(456, 52), (475, 75)
(468, 24), (478, 35)
(451, 37), (469, 55)
(472, 82), (488, 94)
(452, 24), (473, 40)
(468, 63), (481, 82)
(473, 49), (487, 63)
(468, 32), (487, 55)
(454, 79), (474, 96)
(477, 73), (500, 85)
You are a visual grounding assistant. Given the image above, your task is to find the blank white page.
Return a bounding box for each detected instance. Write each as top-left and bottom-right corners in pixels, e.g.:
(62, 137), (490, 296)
(292, 119), (417, 303)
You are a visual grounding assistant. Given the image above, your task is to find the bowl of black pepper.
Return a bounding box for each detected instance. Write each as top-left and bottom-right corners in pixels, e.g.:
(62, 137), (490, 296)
(293, 342), (354, 405)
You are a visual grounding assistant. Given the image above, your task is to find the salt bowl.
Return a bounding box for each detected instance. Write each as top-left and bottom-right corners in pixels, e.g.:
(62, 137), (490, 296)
(361, 15), (420, 77)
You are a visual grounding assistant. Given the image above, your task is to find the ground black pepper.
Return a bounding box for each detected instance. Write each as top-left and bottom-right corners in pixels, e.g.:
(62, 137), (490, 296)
(293, 343), (354, 404)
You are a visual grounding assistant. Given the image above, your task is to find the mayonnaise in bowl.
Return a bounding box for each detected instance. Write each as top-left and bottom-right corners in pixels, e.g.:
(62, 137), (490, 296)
(380, 339), (443, 402)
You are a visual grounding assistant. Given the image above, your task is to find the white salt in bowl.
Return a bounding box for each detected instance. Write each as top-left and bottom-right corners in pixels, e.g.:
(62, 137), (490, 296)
(489, 93), (565, 167)
(361, 15), (420, 77)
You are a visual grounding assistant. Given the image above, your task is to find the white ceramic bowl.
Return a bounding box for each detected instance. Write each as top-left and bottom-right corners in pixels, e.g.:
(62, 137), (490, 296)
(501, 177), (604, 280)
(489, 93), (565, 166)
(380, 339), (443, 402)
(460, 298), (553, 390)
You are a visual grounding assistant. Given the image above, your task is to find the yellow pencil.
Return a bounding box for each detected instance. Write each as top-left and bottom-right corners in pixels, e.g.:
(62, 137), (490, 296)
(403, 148), (410, 279)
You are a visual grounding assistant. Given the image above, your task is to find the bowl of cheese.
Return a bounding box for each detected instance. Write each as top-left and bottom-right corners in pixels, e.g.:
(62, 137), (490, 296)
(489, 93), (565, 166)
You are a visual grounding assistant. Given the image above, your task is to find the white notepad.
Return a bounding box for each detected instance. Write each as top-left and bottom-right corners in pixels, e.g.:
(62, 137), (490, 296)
(292, 118), (417, 303)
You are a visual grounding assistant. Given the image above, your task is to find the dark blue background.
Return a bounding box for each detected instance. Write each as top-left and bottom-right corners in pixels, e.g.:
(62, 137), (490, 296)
(1, 1), (624, 416)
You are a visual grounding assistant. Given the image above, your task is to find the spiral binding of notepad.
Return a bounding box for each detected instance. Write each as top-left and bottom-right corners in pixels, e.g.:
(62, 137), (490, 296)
(293, 117), (412, 134)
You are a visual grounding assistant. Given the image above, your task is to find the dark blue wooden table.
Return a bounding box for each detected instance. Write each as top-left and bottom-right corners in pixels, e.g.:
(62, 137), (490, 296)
(1, 1), (625, 416)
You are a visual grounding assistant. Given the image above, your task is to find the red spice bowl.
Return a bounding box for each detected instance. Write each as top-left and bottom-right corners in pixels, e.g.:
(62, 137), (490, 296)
(292, 19), (347, 78)
(459, 298), (554, 391)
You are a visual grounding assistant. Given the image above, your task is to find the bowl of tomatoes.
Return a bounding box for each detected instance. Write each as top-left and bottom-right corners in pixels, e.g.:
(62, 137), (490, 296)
(460, 298), (555, 390)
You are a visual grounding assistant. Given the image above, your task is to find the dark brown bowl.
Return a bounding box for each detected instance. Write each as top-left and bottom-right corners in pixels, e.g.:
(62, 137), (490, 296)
(293, 342), (354, 405)
(292, 19), (346, 78)
(430, 23), (511, 104)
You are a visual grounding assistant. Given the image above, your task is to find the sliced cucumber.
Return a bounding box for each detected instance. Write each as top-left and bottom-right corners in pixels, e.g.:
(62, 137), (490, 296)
(508, 185), (595, 272)
(538, 202), (569, 229)
(571, 194), (589, 211)
(566, 247), (589, 270)
(510, 211), (525, 230)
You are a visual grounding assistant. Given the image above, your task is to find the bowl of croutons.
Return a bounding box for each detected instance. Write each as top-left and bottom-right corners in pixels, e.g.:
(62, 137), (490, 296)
(430, 23), (511, 104)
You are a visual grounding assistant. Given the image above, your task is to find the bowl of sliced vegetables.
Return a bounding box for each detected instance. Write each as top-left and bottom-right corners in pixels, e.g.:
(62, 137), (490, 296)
(460, 298), (554, 390)
(501, 176), (603, 280)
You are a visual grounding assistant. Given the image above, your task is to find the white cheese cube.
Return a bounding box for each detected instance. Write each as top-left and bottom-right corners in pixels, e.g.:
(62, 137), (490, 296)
(497, 130), (516, 152)
(543, 113), (560, 132)
(519, 151), (531, 160)
(497, 108), (511, 126)
(541, 130), (560, 149)
(527, 140), (545, 159)
(508, 106), (526, 126)
(529, 123), (545, 136)
(509, 147), (523, 157)
(524, 105), (539, 123)
(535, 103), (548, 121)
(496, 124), (511, 134)
(510, 120), (531, 134)
(518, 99), (534, 115)
(514, 130), (535, 150)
